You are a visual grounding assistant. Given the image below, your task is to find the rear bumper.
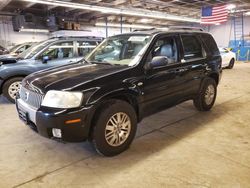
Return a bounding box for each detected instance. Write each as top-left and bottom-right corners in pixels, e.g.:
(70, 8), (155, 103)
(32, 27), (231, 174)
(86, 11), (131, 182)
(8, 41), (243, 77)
(16, 98), (94, 142)
(218, 69), (222, 83)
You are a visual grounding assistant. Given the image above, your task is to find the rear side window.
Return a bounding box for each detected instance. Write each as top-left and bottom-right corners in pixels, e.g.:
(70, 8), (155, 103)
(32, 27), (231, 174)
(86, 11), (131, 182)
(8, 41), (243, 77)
(41, 41), (74, 60)
(200, 34), (220, 56)
(181, 35), (204, 60)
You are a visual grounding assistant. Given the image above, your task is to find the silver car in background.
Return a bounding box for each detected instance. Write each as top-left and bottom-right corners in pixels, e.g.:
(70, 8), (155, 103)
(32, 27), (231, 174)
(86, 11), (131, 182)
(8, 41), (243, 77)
(0, 36), (102, 103)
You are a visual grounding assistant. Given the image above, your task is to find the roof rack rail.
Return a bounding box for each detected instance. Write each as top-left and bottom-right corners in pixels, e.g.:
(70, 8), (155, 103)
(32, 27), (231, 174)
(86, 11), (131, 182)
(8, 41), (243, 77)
(57, 36), (103, 38)
(48, 36), (103, 40)
(133, 28), (156, 32)
(168, 26), (204, 31)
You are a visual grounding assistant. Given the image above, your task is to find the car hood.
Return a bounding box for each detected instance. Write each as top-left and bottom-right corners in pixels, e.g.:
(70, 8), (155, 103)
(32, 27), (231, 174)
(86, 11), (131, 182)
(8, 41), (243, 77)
(0, 54), (17, 64)
(0, 59), (33, 68)
(23, 62), (129, 94)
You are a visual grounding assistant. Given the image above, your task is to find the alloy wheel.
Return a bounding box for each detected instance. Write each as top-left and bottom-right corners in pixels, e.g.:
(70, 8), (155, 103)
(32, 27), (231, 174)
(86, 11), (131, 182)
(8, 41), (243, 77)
(8, 81), (22, 100)
(204, 84), (215, 105)
(105, 112), (131, 147)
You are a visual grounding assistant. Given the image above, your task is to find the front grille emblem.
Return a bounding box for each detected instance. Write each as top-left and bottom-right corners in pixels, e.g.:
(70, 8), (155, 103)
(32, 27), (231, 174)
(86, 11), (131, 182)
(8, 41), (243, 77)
(25, 92), (29, 101)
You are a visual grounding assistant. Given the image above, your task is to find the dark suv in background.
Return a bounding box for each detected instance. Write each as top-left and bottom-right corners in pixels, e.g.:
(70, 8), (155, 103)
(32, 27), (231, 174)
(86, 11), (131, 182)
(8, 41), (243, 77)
(0, 42), (36, 65)
(0, 45), (8, 55)
(16, 28), (222, 156)
(6, 42), (35, 57)
(0, 36), (102, 102)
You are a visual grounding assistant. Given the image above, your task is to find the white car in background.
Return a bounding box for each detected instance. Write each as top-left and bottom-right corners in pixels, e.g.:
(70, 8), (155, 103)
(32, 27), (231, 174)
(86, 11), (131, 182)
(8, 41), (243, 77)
(219, 47), (236, 69)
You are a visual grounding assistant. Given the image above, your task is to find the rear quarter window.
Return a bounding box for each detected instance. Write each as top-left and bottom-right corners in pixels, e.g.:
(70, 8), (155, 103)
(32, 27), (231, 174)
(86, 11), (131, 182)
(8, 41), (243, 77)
(200, 34), (220, 56)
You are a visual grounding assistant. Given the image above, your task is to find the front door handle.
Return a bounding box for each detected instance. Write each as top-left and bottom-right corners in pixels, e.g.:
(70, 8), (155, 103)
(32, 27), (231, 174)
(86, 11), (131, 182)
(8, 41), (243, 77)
(175, 68), (187, 73)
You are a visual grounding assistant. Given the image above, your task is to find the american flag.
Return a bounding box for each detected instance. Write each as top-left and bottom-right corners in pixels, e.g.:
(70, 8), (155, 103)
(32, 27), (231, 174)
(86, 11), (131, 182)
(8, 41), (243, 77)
(201, 5), (228, 25)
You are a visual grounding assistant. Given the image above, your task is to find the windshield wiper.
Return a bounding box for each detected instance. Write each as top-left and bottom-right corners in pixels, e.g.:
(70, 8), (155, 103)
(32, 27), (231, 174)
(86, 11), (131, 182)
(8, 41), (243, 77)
(78, 58), (91, 65)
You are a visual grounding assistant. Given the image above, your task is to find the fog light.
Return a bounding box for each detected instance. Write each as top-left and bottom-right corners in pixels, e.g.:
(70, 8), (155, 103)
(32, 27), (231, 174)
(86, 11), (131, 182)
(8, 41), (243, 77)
(52, 128), (62, 138)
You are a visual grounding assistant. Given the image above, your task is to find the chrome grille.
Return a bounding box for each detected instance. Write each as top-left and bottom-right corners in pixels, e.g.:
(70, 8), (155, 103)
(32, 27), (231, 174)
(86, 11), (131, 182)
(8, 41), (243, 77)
(20, 87), (43, 109)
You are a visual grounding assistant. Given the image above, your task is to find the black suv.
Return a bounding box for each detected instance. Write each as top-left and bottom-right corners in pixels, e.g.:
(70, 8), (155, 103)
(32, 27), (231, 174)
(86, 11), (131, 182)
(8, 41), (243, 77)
(16, 28), (222, 156)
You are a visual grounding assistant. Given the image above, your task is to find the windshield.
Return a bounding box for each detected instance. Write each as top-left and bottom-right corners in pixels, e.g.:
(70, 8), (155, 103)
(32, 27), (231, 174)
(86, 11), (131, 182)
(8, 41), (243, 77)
(18, 40), (55, 59)
(86, 34), (152, 66)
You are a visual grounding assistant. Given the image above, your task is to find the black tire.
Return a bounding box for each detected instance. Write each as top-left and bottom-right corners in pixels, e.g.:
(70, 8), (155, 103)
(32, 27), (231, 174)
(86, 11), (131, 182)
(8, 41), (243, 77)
(91, 99), (137, 157)
(2, 77), (23, 103)
(228, 58), (235, 69)
(193, 78), (217, 111)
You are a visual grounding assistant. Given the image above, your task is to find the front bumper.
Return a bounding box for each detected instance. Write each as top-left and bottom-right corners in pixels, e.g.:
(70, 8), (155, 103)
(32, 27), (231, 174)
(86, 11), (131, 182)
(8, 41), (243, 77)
(0, 78), (3, 94)
(16, 98), (94, 142)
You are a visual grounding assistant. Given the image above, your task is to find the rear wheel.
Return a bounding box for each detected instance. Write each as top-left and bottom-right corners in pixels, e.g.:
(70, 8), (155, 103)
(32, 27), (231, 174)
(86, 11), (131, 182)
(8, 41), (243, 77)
(228, 58), (235, 69)
(193, 78), (217, 111)
(2, 77), (23, 103)
(91, 99), (137, 156)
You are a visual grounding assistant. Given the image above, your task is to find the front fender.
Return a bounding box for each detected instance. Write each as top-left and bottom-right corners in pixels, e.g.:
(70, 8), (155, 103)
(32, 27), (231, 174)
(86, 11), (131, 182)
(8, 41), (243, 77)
(82, 75), (143, 106)
(86, 86), (141, 106)
(0, 65), (32, 80)
(83, 87), (142, 122)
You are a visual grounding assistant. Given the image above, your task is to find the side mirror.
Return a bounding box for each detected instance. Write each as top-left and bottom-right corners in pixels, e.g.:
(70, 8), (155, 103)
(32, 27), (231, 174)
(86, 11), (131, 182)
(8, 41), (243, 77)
(149, 56), (168, 69)
(42, 56), (49, 64)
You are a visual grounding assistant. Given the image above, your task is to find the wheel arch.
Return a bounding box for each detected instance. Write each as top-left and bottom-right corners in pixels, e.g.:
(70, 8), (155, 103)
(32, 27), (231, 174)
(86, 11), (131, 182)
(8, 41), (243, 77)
(87, 92), (140, 140)
(0, 75), (26, 93)
(208, 73), (219, 85)
(94, 91), (139, 121)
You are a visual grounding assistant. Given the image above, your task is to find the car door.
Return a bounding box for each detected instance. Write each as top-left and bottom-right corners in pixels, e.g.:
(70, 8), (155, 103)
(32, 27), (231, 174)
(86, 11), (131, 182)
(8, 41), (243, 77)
(33, 40), (77, 71)
(141, 34), (191, 116)
(178, 34), (207, 96)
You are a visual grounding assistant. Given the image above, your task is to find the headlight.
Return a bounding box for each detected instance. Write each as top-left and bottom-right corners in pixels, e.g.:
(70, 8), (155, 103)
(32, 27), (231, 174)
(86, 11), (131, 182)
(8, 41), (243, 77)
(41, 90), (83, 108)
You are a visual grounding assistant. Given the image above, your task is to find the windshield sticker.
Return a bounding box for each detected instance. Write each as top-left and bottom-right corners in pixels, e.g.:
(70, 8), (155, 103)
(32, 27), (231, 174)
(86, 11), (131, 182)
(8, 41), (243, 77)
(128, 36), (148, 42)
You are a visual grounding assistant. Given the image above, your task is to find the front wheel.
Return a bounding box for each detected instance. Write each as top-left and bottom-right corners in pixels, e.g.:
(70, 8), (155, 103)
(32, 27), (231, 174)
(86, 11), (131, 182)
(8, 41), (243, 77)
(193, 78), (217, 111)
(2, 77), (23, 103)
(91, 100), (137, 156)
(228, 58), (235, 69)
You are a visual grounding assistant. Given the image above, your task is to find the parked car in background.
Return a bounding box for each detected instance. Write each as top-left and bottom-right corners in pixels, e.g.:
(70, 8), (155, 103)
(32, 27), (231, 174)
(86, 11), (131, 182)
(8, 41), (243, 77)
(0, 42), (36, 65)
(0, 36), (102, 103)
(0, 45), (8, 55)
(219, 47), (236, 69)
(8, 42), (35, 56)
(16, 28), (222, 156)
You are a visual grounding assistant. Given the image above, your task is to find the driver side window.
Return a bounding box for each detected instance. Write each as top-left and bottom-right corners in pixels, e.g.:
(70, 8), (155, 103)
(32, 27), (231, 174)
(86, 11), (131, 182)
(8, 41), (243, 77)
(146, 36), (178, 64)
(41, 41), (74, 61)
